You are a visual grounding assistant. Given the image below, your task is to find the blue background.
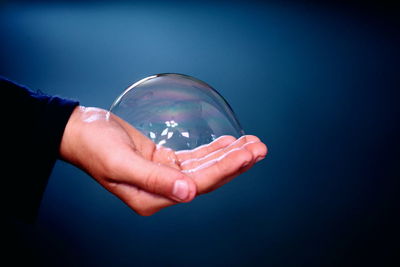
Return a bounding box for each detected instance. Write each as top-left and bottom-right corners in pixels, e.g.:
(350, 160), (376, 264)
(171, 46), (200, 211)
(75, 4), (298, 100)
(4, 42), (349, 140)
(1, 1), (398, 266)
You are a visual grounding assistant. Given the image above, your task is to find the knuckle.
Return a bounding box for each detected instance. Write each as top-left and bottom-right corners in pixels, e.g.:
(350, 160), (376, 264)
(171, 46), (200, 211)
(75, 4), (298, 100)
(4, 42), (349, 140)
(144, 169), (159, 193)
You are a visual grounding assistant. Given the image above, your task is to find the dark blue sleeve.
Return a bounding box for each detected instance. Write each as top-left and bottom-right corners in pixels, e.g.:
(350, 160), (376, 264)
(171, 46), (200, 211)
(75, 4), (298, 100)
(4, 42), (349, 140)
(1, 77), (79, 223)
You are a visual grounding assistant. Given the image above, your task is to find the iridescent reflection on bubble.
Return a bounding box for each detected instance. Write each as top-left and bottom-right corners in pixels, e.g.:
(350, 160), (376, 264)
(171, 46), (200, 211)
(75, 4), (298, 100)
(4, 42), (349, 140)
(109, 73), (244, 151)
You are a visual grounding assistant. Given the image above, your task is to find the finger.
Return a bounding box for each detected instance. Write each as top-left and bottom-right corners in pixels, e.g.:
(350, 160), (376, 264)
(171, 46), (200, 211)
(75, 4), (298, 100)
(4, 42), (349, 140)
(175, 135), (237, 164)
(245, 139), (268, 162)
(180, 135), (261, 170)
(183, 146), (253, 194)
(106, 151), (197, 203)
(208, 141), (267, 190)
(107, 182), (175, 216)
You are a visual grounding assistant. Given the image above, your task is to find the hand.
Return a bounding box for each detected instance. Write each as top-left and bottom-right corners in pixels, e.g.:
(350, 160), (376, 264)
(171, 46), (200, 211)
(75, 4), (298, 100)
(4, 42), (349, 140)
(60, 106), (267, 215)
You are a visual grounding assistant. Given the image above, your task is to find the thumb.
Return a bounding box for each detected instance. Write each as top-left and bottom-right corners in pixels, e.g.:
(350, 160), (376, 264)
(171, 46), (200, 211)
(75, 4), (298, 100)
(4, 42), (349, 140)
(111, 154), (197, 203)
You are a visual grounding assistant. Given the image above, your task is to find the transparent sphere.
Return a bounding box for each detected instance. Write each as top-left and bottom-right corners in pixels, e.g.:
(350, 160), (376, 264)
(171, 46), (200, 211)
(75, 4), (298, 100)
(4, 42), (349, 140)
(109, 73), (244, 151)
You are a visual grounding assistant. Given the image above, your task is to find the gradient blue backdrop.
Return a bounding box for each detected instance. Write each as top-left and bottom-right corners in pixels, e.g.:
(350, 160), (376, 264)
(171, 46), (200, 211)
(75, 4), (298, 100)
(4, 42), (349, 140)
(1, 1), (398, 266)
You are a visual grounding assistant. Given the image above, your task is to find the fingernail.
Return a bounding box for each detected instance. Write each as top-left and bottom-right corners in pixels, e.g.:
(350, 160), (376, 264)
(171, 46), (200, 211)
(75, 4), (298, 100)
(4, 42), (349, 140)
(255, 156), (265, 163)
(173, 180), (189, 201)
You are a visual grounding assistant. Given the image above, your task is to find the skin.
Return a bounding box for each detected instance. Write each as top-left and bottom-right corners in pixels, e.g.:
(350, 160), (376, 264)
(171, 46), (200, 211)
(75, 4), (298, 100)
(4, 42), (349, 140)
(59, 106), (267, 216)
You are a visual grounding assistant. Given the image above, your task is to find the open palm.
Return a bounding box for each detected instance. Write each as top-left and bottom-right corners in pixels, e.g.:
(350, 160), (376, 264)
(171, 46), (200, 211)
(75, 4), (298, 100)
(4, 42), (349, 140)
(60, 107), (267, 215)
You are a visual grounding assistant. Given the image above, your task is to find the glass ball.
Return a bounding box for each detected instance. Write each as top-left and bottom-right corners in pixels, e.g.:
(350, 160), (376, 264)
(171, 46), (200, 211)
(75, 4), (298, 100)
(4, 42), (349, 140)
(109, 73), (244, 151)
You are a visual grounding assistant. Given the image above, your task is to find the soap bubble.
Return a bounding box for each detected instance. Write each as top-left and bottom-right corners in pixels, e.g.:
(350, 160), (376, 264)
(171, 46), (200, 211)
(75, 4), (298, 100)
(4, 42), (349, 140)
(109, 73), (244, 151)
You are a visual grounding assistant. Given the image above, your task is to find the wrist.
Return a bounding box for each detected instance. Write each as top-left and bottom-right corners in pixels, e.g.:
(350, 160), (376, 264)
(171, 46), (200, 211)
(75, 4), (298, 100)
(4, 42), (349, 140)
(59, 105), (85, 163)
